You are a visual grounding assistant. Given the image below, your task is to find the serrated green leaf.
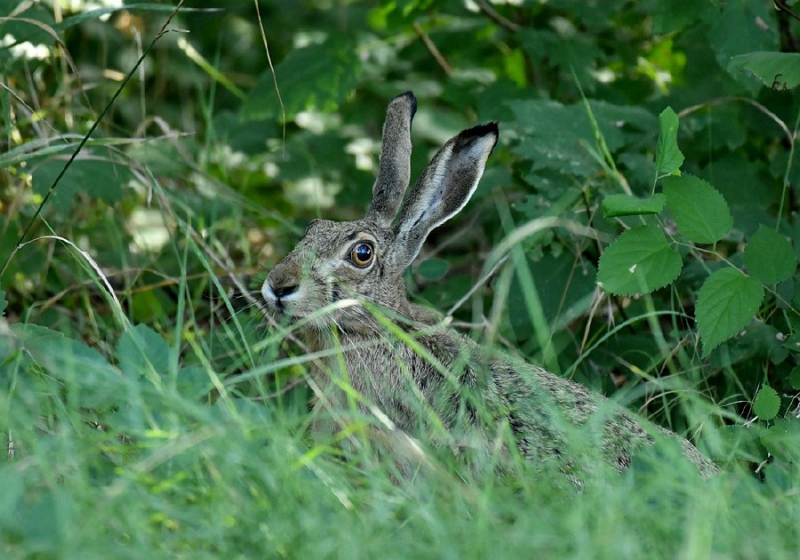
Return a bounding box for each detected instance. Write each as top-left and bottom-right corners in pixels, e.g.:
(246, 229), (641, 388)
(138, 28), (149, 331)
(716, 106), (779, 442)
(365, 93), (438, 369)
(10, 323), (123, 408)
(508, 99), (655, 179)
(417, 258), (449, 281)
(597, 225), (682, 296)
(663, 174), (733, 244)
(31, 158), (130, 213)
(753, 385), (781, 421)
(728, 52), (800, 90)
(656, 107), (684, 177)
(117, 324), (171, 381)
(241, 40), (363, 121)
(602, 193), (666, 218)
(788, 365), (800, 391)
(696, 268), (764, 356)
(0, 289), (6, 317)
(744, 225), (797, 285)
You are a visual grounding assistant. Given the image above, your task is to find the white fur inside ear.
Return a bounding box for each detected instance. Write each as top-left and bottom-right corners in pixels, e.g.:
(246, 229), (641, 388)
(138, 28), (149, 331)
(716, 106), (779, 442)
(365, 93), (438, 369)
(415, 143), (454, 224)
(425, 133), (495, 229)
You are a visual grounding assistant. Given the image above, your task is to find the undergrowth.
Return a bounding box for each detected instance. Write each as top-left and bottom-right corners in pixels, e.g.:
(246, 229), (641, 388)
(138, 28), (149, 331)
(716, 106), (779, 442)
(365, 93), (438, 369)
(1, 1), (799, 558)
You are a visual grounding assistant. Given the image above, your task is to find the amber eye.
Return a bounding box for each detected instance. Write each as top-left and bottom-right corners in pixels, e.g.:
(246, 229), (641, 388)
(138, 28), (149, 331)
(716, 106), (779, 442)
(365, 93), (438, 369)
(349, 242), (374, 268)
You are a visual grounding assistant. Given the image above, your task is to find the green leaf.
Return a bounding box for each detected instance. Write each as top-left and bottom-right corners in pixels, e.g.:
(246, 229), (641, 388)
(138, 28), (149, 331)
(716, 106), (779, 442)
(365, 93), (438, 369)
(508, 99), (655, 179)
(601, 193), (666, 218)
(709, 2), (778, 90)
(417, 258), (449, 281)
(743, 225), (797, 285)
(241, 39), (363, 121)
(0, 289), (6, 317)
(663, 174), (733, 244)
(696, 268), (764, 357)
(597, 225), (682, 296)
(655, 107), (683, 177)
(788, 365), (800, 391)
(752, 385), (781, 421)
(31, 157), (130, 213)
(10, 323), (124, 408)
(728, 52), (800, 91)
(116, 324), (171, 380)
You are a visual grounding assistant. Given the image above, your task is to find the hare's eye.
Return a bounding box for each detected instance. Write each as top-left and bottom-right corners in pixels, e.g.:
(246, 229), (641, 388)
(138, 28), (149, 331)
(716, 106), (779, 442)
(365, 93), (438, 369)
(349, 242), (374, 268)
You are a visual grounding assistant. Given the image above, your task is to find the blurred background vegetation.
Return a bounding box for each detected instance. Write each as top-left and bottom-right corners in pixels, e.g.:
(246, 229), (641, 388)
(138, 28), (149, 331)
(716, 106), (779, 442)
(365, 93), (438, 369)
(1, 0), (799, 556)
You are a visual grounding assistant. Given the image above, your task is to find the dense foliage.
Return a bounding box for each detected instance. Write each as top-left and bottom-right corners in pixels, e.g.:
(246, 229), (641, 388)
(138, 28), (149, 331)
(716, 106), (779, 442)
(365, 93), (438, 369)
(1, 0), (799, 557)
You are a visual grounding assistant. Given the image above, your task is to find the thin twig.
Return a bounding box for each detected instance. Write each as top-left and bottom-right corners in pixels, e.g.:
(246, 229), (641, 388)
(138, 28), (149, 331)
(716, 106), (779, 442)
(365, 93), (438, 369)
(678, 96), (794, 146)
(475, 0), (520, 32)
(413, 22), (453, 76)
(774, 0), (800, 22)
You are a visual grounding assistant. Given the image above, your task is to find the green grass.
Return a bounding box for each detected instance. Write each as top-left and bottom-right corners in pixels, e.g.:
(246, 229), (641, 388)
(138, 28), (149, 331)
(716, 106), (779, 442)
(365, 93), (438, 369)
(2, 273), (798, 558)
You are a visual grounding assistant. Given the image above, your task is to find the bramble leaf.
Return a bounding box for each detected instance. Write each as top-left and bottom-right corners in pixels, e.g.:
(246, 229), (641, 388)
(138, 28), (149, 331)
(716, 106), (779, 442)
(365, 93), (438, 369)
(597, 225), (682, 296)
(663, 174), (733, 244)
(31, 158), (130, 214)
(241, 39), (363, 121)
(601, 193), (666, 218)
(743, 225), (797, 285)
(656, 107), (683, 177)
(753, 385), (780, 421)
(728, 52), (800, 91)
(696, 268), (764, 357)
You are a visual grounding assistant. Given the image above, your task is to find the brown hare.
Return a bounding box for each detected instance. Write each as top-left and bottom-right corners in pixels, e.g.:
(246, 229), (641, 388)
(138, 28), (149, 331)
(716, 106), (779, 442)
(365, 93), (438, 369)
(262, 91), (718, 482)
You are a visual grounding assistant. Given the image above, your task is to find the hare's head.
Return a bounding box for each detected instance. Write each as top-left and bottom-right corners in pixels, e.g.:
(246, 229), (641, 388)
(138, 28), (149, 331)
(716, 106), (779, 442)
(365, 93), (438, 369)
(262, 92), (498, 333)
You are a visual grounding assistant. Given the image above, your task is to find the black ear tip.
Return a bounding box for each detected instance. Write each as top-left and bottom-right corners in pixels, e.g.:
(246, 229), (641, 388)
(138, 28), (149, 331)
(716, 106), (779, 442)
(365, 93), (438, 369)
(391, 91), (418, 118)
(457, 122), (499, 147)
(462, 122), (499, 138)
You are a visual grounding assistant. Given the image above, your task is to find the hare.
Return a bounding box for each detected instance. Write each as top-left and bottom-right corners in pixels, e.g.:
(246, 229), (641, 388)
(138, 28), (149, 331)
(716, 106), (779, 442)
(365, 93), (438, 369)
(262, 91), (718, 482)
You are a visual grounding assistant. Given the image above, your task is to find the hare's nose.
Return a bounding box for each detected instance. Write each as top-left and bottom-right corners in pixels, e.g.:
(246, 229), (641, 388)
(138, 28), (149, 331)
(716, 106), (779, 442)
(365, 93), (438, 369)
(272, 283), (298, 298)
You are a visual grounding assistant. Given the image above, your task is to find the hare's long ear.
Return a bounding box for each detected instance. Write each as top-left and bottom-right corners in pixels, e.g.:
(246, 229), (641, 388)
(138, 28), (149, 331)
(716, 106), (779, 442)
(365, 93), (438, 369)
(366, 91), (417, 227)
(390, 123), (498, 269)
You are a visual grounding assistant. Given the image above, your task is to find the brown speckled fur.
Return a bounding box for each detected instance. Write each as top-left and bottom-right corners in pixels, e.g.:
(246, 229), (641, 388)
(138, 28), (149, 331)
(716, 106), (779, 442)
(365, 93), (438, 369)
(263, 92), (719, 482)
